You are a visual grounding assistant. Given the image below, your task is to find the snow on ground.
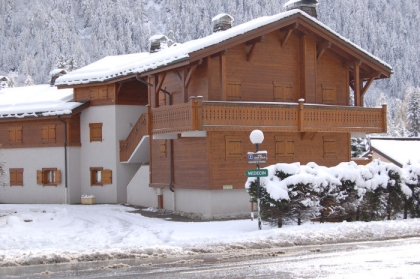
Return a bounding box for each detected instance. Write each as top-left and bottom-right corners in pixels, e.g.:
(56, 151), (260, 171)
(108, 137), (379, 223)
(0, 204), (419, 267)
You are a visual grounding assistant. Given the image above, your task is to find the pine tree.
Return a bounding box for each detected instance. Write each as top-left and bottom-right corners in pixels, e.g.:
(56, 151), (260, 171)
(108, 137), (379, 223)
(406, 87), (420, 137)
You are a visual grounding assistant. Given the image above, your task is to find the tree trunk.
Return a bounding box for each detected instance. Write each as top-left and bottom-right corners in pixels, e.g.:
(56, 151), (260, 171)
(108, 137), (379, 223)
(277, 217), (283, 228)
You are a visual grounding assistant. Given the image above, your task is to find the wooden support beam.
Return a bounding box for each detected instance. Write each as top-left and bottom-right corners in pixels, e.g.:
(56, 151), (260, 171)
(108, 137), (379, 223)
(280, 22), (298, 48)
(185, 64), (197, 88)
(301, 132), (316, 140)
(155, 73), (167, 95)
(220, 52), (227, 101)
(246, 36), (264, 62)
(316, 41), (331, 61)
(361, 77), (375, 96)
(354, 61), (361, 106)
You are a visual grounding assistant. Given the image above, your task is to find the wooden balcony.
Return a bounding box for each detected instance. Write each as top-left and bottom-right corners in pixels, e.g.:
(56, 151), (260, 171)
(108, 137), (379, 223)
(151, 97), (387, 135)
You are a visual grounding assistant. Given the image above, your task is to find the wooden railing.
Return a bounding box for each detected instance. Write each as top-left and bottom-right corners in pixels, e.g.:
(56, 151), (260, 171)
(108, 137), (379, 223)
(120, 98), (386, 161)
(151, 97), (387, 134)
(119, 113), (149, 162)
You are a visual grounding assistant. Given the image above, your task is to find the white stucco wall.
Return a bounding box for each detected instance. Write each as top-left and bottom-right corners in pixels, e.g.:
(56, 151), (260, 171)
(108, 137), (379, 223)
(162, 188), (252, 218)
(67, 146), (81, 204)
(1, 147), (67, 204)
(126, 165), (157, 207)
(79, 105), (145, 204)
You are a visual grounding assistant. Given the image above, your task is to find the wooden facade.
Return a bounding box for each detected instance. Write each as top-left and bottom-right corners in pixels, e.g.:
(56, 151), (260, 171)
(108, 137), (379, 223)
(0, 114), (83, 149)
(53, 11), (392, 201)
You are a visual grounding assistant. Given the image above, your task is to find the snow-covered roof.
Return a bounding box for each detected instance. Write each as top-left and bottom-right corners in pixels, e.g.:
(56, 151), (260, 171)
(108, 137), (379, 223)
(56, 10), (392, 86)
(371, 138), (420, 166)
(0, 84), (83, 119)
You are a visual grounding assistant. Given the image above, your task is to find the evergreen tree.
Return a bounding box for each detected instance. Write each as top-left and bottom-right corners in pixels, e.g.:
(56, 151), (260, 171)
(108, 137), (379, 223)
(406, 87), (420, 137)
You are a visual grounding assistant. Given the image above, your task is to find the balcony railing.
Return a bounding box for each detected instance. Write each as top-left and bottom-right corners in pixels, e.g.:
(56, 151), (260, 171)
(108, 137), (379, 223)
(151, 97), (387, 134)
(119, 113), (149, 162)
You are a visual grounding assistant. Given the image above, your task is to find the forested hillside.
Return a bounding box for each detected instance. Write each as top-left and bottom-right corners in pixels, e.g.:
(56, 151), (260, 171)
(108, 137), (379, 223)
(0, 0), (419, 135)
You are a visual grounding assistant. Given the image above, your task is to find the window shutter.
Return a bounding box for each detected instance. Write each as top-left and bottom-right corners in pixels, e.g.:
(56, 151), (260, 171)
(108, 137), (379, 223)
(285, 139), (295, 156)
(100, 87), (108, 99)
(275, 138), (285, 156)
(15, 127), (22, 143)
(323, 137), (337, 158)
(322, 86), (336, 105)
(225, 136), (242, 159)
(273, 83), (284, 101)
(49, 125), (56, 142)
(227, 81), (241, 101)
(284, 85), (293, 101)
(9, 128), (15, 143)
(89, 123), (103, 142)
(55, 170), (61, 184)
(102, 169), (112, 184)
(10, 169), (17, 185)
(89, 88), (99, 99)
(17, 169), (23, 185)
(37, 170), (43, 185)
(41, 126), (48, 142)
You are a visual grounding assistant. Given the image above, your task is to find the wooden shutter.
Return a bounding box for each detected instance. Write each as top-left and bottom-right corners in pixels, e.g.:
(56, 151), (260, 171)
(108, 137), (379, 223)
(225, 136), (242, 159)
(55, 170), (61, 184)
(99, 86), (108, 99)
(322, 86), (336, 105)
(49, 125), (56, 142)
(227, 81), (241, 101)
(284, 85), (293, 102)
(275, 137), (295, 157)
(37, 170), (43, 184)
(9, 169), (17, 185)
(89, 88), (99, 99)
(323, 137), (337, 158)
(102, 169), (112, 184)
(89, 123), (103, 142)
(273, 83), (283, 101)
(41, 126), (49, 142)
(16, 169), (23, 186)
(9, 126), (22, 144)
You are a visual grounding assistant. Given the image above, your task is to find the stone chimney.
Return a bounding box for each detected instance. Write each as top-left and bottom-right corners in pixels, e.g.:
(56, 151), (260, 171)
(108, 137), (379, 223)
(49, 69), (67, 86)
(149, 35), (169, 53)
(284, 0), (319, 18)
(212, 13), (234, 33)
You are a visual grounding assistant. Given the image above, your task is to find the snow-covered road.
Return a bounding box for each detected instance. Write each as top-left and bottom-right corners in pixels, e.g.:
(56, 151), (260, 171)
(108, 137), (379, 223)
(0, 204), (419, 267)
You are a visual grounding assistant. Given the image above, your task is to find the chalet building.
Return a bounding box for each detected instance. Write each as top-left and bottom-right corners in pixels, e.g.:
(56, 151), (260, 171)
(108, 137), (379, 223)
(0, 7), (392, 218)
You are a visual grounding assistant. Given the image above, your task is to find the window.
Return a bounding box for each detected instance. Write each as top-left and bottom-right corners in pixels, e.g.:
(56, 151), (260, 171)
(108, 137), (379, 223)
(225, 136), (243, 159)
(275, 137), (295, 158)
(273, 83), (293, 102)
(37, 168), (61, 186)
(322, 86), (336, 105)
(9, 126), (22, 145)
(90, 167), (112, 186)
(89, 123), (103, 142)
(9, 168), (23, 186)
(323, 137), (337, 158)
(226, 81), (241, 101)
(41, 125), (56, 143)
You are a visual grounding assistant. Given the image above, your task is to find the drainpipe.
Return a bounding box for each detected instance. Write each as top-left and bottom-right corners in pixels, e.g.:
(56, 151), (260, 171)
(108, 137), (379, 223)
(58, 116), (68, 204)
(135, 75), (175, 210)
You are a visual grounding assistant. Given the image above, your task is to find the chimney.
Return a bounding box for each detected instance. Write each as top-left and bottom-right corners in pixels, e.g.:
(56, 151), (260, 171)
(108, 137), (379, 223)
(149, 35), (169, 53)
(212, 13), (234, 33)
(49, 69), (67, 86)
(284, 0), (319, 18)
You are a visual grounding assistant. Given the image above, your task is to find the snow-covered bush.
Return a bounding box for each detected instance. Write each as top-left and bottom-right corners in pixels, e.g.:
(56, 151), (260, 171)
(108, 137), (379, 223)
(245, 159), (418, 227)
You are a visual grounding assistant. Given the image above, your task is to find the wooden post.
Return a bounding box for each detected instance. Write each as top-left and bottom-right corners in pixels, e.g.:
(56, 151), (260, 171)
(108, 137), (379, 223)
(354, 61), (361, 106)
(298, 99), (305, 131)
(382, 104), (387, 132)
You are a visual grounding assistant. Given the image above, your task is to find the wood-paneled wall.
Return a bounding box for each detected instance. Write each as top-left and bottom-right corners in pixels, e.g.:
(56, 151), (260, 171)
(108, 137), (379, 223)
(0, 114), (81, 149)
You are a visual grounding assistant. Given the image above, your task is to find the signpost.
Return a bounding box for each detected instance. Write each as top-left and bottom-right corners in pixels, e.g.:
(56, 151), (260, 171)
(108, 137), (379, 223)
(247, 152), (267, 164)
(245, 169), (268, 177)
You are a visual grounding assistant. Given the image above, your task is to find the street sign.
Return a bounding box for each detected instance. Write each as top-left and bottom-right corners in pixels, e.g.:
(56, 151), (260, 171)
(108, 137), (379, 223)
(245, 169), (268, 177)
(247, 152), (267, 164)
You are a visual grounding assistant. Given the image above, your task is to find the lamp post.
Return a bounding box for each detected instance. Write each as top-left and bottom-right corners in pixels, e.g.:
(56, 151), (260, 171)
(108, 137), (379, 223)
(249, 130), (264, 230)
